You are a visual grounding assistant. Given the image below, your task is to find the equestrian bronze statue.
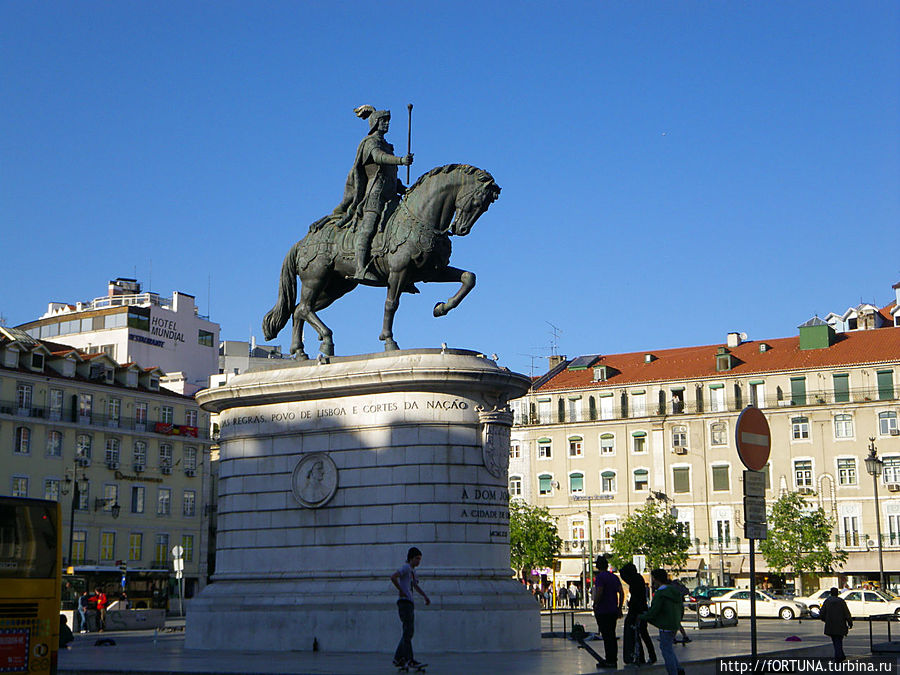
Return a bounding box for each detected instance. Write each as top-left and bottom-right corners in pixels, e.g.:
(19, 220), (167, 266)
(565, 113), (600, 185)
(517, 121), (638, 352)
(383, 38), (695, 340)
(262, 106), (500, 358)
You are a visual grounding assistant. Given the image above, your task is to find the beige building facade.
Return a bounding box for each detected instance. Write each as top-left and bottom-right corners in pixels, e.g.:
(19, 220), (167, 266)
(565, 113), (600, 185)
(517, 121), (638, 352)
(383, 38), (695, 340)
(0, 326), (213, 600)
(510, 291), (900, 594)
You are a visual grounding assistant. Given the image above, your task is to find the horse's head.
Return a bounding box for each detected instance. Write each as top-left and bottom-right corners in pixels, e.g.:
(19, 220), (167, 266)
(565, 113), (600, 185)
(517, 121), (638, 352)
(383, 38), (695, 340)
(451, 170), (501, 236)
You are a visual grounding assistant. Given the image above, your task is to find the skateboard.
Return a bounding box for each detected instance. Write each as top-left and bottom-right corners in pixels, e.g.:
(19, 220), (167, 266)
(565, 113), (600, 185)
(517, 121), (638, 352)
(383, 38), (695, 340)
(397, 662), (427, 672)
(574, 635), (609, 669)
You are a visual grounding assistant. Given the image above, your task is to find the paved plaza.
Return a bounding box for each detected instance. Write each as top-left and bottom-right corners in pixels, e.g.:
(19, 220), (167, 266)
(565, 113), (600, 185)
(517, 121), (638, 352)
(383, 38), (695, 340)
(58, 614), (898, 675)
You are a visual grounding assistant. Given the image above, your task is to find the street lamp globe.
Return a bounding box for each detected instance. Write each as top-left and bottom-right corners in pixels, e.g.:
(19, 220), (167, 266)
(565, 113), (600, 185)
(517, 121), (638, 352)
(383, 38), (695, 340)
(865, 438), (883, 477)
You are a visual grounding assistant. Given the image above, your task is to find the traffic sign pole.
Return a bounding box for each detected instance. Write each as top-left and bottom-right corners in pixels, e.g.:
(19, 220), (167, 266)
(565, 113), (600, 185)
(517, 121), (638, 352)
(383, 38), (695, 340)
(736, 407), (772, 659)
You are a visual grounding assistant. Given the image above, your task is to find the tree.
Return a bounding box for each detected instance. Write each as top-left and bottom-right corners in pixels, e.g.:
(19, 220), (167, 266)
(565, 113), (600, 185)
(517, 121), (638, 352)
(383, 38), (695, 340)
(608, 500), (690, 571)
(759, 491), (846, 596)
(508, 500), (562, 581)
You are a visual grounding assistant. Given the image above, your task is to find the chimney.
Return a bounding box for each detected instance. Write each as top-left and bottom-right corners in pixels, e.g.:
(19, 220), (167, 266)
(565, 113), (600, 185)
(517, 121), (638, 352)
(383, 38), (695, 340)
(726, 332), (742, 348)
(548, 354), (567, 370)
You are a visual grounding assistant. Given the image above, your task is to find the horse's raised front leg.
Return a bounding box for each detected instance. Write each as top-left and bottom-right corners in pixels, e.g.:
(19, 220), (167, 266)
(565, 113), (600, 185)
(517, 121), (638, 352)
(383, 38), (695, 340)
(431, 266), (476, 317)
(379, 268), (408, 351)
(289, 309), (309, 360)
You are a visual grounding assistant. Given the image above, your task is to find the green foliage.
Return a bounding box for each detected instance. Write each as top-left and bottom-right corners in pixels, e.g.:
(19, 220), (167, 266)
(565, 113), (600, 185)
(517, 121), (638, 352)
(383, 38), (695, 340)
(608, 500), (690, 571)
(759, 491), (846, 595)
(508, 500), (562, 579)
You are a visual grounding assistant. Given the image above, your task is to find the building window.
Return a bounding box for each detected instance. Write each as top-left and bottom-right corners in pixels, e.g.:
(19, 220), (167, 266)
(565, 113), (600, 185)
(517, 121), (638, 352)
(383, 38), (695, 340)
(837, 458), (857, 486)
(49, 389), (64, 420)
(601, 470), (617, 493)
(538, 474), (553, 495)
(154, 534), (169, 564)
(76, 434), (92, 463)
(509, 475), (522, 497)
(599, 395), (614, 420)
(131, 486), (145, 514)
(882, 456), (900, 484)
(107, 398), (121, 427)
(877, 370), (895, 401)
(632, 432), (647, 454)
(750, 381), (766, 408)
(600, 434), (615, 456)
(100, 532), (115, 561)
(72, 531), (86, 564)
(791, 416), (810, 440)
(46, 430), (62, 457)
(571, 519), (585, 543)
(11, 476), (28, 497)
(710, 385), (725, 413)
(14, 427), (30, 454)
(633, 469), (648, 491)
(673, 467), (691, 494)
(794, 459), (813, 488)
(671, 390), (685, 414)
(833, 374), (850, 403)
(160, 406), (174, 424)
(510, 443), (520, 459)
(198, 329), (214, 347)
(160, 443), (173, 469)
(631, 392), (646, 417)
(712, 465), (730, 492)
(78, 393), (93, 422)
(672, 425), (688, 450)
(567, 398), (583, 423)
(128, 310), (150, 331)
(103, 484), (118, 512)
(538, 441), (552, 459)
(842, 516), (860, 547)
(133, 441), (147, 468)
(716, 520), (732, 546)
(570, 473), (584, 494)
(16, 383), (33, 413)
(182, 534), (194, 563)
(185, 409), (198, 427)
(44, 478), (60, 501)
(157, 488), (171, 516)
(834, 414), (854, 439)
(77, 481), (90, 510)
(135, 402), (148, 428)
(568, 437), (583, 457)
(184, 446), (197, 472)
(105, 438), (120, 466)
(710, 422), (727, 446)
(879, 411), (898, 436)
(183, 490), (196, 517)
(537, 399), (551, 424)
(129, 533), (143, 561)
(889, 514), (900, 546)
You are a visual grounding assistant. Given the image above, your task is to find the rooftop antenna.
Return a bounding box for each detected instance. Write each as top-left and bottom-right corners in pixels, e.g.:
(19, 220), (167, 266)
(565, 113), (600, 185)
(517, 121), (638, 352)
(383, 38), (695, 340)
(546, 321), (561, 356)
(208, 274), (211, 318)
(148, 259), (152, 294)
(518, 353), (543, 378)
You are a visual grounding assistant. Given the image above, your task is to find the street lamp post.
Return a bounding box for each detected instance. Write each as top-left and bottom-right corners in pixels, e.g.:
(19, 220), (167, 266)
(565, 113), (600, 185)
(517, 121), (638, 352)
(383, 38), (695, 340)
(864, 438), (886, 593)
(62, 459), (88, 567)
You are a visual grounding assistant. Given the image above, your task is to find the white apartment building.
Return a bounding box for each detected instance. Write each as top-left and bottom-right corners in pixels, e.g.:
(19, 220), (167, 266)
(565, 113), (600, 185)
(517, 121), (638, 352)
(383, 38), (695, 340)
(17, 278), (220, 396)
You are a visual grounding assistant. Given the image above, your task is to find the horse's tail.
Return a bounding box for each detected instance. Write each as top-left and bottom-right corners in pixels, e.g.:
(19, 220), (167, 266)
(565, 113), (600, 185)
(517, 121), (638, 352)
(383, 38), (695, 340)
(262, 241), (301, 341)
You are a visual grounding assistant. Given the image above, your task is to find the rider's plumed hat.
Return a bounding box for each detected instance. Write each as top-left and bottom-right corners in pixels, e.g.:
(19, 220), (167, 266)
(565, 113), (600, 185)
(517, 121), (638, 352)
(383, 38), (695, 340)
(354, 104), (390, 132)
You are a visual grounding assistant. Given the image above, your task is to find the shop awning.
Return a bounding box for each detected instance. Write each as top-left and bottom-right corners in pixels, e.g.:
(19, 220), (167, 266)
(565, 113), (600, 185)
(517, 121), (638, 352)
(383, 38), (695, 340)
(683, 558), (706, 572)
(558, 557), (589, 580)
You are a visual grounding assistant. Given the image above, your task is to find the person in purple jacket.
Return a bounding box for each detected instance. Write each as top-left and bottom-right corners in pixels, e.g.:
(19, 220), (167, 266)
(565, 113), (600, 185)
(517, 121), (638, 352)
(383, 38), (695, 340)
(592, 555), (625, 668)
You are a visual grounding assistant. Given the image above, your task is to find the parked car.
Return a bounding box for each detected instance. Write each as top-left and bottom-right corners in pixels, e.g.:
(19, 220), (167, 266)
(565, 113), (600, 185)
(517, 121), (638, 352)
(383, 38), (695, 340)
(840, 589), (900, 617)
(708, 589), (806, 620)
(688, 587), (735, 617)
(792, 589), (833, 618)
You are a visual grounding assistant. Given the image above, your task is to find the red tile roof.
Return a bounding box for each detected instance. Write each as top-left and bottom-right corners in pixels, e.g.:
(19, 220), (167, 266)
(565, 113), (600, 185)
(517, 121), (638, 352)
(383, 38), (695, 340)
(535, 326), (900, 392)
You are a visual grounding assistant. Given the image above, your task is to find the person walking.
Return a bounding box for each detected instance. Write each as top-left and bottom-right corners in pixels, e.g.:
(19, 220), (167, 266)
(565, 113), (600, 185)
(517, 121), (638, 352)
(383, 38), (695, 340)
(77, 590), (90, 633)
(620, 563), (657, 665)
(592, 555), (625, 668)
(640, 569), (684, 675)
(390, 546), (430, 670)
(94, 587), (108, 632)
(820, 588), (853, 662)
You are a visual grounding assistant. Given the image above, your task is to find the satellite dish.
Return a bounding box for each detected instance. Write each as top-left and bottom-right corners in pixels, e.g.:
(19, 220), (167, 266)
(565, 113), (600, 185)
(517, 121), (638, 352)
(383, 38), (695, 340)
(740, 332), (748, 341)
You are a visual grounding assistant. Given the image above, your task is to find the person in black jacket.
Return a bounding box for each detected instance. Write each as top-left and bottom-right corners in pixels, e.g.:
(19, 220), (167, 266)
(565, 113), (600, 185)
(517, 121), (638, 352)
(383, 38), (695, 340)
(620, 563), (657, 665)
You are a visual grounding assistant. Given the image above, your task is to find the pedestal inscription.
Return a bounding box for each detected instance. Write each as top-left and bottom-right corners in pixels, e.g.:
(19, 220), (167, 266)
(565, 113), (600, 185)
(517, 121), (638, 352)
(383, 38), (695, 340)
(186, 349), (539, 653)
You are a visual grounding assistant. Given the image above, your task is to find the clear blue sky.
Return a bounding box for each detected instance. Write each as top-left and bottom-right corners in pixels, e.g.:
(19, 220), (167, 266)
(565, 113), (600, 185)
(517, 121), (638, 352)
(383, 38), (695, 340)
(2, 2), (898, 376)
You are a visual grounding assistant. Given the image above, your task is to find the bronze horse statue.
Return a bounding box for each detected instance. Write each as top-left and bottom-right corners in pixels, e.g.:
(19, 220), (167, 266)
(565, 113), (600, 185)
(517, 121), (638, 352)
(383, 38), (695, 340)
(262, 164), (501, 358)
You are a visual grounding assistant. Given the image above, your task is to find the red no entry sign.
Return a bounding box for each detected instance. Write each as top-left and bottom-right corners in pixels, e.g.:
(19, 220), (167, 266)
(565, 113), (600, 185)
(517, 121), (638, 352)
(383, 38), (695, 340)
(735, 406), (771, 471)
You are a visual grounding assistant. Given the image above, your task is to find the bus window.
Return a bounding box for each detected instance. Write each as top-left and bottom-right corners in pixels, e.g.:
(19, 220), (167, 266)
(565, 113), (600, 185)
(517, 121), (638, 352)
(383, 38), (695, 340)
(0, 496), (61, 675)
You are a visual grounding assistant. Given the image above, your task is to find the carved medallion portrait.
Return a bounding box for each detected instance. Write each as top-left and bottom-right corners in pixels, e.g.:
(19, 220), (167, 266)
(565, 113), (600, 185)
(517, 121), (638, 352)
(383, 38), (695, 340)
(291, 452), (339, 508)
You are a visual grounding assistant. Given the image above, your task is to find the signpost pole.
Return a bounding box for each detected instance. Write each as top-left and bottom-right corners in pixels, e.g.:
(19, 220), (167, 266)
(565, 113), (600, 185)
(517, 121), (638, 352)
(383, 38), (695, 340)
(750, 537), (757, 657)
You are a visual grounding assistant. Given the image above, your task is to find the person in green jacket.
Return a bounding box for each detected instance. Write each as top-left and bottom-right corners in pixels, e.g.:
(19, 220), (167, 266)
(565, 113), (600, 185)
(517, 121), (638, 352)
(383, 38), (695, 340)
(640, 569), (684, 675)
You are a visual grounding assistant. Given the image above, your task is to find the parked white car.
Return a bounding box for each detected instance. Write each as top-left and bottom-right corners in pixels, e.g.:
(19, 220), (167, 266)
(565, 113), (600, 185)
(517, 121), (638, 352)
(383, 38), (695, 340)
(840, 590), (900, 617)
(711, 589), (806, 620)
(792, 589), (833, 618)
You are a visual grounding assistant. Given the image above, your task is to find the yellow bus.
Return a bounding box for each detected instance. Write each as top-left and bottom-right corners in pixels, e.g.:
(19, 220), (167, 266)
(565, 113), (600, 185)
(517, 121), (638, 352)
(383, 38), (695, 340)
(0, 496), (61, 675)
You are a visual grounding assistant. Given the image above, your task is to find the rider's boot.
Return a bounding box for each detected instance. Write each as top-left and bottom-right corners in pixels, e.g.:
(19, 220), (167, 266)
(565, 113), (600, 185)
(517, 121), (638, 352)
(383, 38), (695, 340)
(350, 212), (379, 284)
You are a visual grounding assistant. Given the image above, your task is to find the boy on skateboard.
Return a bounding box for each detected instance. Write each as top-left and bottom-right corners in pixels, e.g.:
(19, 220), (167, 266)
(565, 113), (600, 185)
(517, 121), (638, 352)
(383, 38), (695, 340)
(390, 546), (430, 670)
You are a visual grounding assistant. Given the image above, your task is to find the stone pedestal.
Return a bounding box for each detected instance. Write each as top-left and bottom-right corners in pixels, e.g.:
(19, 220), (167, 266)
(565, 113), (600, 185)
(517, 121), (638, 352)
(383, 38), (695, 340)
(186, 349), (539, 653)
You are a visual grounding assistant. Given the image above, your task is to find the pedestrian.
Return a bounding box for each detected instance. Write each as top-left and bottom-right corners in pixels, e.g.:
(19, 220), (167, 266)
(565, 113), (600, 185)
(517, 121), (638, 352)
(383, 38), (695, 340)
(820, 588), (852, 662)
(77, 590), (90, 633)
(94, 587), (108, 632)
(390, 546), (430, 671)
(59, 614), (74, 649)
(592, 555), (625, 668)
(640, 569), (684, 675)
(620, 563), (657, 665)
(668, 578), (692, 643)
(569, 584), (578, 608)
